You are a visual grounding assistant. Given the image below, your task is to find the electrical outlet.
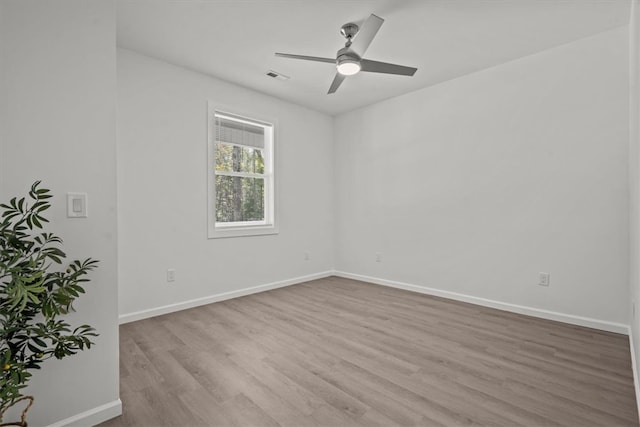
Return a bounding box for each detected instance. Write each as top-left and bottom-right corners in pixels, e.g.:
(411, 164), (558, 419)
(538, 272), (550, 287)
(167, 269), (176, 282)
(304, 251), (310, 261)
(376, 252), (382, 263)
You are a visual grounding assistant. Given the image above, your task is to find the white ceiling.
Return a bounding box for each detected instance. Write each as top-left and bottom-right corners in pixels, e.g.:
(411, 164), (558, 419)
(117, 0), (631, 116)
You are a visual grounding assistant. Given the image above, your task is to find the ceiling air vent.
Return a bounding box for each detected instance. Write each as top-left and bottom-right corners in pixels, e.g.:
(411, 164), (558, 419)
(266, 70), (290, 81)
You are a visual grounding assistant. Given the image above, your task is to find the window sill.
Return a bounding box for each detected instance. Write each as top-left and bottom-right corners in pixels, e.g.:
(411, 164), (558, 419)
(208, 223), (278, 239)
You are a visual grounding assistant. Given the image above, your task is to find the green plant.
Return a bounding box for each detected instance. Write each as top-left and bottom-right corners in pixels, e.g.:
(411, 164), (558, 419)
(0, 181), (98, 422)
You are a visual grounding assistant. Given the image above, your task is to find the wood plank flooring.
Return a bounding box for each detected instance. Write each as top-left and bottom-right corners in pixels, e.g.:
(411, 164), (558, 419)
(99, 276), (638, 426)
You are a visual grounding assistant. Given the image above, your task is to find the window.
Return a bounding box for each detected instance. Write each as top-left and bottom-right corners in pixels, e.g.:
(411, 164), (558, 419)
(208, 108), (276, 238)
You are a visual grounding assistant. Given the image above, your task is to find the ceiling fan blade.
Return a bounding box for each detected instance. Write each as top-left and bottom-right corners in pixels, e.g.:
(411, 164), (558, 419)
(349, 14), (384, 58)
(328, 73), (346, 94)
(275, 53), (335, 64)
(360, 59), (417, 76)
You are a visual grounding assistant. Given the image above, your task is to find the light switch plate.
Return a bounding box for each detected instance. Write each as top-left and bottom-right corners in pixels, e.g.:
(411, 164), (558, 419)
(67, 193), (88, 218)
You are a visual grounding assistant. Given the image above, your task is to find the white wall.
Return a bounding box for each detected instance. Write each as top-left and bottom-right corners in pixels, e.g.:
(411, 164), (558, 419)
(117, 49), (334, 318)
(629, 0), (640, 412)
(334, 27), (630, 328)
(0, 0), (120, 426)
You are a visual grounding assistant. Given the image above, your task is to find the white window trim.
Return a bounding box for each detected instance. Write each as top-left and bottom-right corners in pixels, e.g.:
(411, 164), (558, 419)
(207, 102), (278, 239)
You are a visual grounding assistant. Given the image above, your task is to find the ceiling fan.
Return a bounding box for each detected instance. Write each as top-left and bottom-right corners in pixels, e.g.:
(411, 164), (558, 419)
(275, 14), (417, 94)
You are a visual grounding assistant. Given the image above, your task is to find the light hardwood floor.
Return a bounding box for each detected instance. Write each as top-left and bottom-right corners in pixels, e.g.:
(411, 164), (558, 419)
(99, 276), (638, 426)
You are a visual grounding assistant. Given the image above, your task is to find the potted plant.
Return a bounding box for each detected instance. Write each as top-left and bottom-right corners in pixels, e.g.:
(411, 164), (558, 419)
(0, 181), (98, 426)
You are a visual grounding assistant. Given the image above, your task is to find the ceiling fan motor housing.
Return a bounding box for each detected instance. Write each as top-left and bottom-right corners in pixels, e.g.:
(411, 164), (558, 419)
(337, 47), (360, 63)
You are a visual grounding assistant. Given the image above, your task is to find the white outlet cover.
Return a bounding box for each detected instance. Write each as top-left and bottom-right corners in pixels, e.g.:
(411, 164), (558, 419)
(538, 272), (550, 286)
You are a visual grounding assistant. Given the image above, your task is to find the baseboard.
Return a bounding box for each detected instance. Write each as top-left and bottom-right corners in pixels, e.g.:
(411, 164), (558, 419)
(334, 271), (629, 334)
(629, 328), (640, 422)
(46, 399), (122, 427)
(119, 271), (334, 324)
(120, 268), (629, 332)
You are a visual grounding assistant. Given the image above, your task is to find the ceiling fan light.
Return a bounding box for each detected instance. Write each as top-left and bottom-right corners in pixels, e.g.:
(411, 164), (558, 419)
(337, 59), (361, 76)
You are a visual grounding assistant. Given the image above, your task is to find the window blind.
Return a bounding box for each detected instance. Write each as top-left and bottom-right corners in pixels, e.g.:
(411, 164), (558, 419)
(215, 114), (265, 149)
